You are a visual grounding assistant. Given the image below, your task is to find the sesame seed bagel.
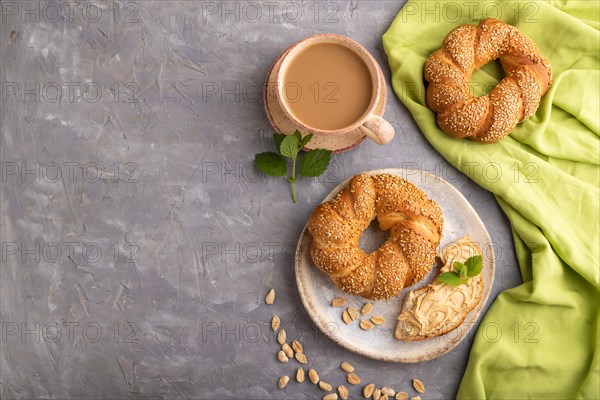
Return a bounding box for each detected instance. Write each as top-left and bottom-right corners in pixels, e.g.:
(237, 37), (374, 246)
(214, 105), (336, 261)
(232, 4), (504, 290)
(425, 18), (552, 143)
(307, 174), (444, 300)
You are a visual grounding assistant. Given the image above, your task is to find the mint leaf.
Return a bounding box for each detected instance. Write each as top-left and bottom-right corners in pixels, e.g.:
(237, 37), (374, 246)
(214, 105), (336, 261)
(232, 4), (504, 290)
(254, 152), (287, 176)
(299, 133), (313, 149)
(438, 272), (462, 286)
(293, 129), (303, 143)
(280, 135), (300, 160)
(454, 261), (464, 273)
(273, 133), (287, 152)
(465, 255), (483, 277)
(254, 131), (332, 203)
(299, 149), (332, 177)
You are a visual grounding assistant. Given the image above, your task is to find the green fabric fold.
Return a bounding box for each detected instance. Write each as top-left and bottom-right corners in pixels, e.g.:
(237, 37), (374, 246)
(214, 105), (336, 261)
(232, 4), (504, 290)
(382, 1), (599, 398)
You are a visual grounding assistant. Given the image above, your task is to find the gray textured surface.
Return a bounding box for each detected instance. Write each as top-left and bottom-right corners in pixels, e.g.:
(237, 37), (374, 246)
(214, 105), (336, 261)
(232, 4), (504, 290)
(0, 1), (521, 399)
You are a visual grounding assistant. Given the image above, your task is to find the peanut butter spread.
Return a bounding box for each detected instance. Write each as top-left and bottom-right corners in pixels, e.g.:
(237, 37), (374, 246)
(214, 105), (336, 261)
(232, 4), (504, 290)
(398, 236), (482, 336)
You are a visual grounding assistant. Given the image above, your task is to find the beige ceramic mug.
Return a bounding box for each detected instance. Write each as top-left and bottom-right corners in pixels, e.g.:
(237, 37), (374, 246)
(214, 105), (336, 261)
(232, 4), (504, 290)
(275, 34), (394, 145)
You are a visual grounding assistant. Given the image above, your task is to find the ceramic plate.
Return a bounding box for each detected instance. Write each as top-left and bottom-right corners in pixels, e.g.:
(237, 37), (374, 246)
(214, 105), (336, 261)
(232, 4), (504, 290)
(295, 169), (495, 362)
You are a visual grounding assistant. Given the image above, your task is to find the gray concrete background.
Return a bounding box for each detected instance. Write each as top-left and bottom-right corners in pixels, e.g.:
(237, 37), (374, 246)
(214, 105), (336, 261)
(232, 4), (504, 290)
(0, 1), (521, 399)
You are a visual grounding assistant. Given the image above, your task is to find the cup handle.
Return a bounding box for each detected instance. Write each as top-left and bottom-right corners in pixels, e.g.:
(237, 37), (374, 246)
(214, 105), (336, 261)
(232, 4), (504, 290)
(358, 114), (395, 145)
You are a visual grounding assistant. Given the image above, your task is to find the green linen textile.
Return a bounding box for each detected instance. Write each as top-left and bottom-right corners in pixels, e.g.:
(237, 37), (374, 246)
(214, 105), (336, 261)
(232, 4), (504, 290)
(383, 1), (599, 398)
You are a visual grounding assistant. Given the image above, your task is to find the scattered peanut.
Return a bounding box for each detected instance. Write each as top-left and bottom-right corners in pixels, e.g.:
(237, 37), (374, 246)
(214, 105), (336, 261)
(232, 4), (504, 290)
(296, 368), (305, 383)
(382, 387), (395, 396)
(363, 383), (375, 398)
(347, 373), (361, 385)
(295, 352), (308, 364)
(277, 329), (286, 345)
(291, 340), (303, 353)
(331, 297), (346, 307)
(319, 381), (333, 392)
(371, 315), (385, 325)
(347, 306), (359, 321)
(342, 309), (352, 325)
(373, 388), (382, 400)
(277, 351), (288, 363)
(308, 368), (319, 384)
(395, 392), (408, 400)
(340, 361), (355, 373)
(338, 385), (349, 400)
(278, 375), (289, 389)
(281, 343), (293, 358)
(360, 320), (375, 331)
(271, 315), (280, 331)
(412, 379), (425, 393)
(361, 302), (373, 315)
(265, 289), (275, 305)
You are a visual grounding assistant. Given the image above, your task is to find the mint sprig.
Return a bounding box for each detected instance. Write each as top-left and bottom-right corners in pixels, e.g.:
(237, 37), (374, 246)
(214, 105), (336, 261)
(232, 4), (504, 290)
(437, 255), (483, 286)
(254, 130), (332, 203)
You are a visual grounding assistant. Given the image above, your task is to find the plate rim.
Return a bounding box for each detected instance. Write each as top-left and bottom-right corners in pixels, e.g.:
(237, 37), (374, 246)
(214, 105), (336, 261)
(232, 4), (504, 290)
(294, 168), (496, 363)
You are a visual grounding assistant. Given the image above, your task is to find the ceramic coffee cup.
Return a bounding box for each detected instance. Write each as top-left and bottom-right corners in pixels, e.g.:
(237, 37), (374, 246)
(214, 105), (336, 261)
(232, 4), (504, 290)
(275, 34), (395, 146)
